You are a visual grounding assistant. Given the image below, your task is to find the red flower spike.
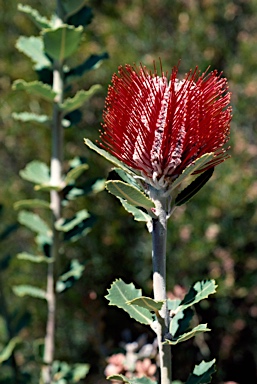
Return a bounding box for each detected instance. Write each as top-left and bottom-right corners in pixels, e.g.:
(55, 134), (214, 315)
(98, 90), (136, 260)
(100, 63), (232, 191)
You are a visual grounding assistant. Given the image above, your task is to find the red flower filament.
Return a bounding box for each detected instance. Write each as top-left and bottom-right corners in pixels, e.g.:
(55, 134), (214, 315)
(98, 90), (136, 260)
(100, 63), (232, 190)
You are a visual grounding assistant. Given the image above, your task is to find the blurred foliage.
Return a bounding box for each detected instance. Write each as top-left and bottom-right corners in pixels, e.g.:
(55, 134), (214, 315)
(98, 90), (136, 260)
(1, 0), (257, 383)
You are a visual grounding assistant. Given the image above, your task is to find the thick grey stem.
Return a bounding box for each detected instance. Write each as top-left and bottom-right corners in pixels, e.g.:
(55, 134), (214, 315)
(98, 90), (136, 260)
(151, 190), (172, 384)
(42, 6), (64, 381)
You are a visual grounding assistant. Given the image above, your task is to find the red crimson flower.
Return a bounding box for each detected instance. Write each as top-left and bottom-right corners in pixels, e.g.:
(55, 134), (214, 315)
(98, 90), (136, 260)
(100, 63), (232, 190)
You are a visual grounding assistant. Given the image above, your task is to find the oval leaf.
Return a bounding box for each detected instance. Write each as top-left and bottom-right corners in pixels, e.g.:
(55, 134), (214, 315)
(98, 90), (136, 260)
(127, 296), (164, 312)
(18, 4), (52, 29)
(15, 35), (51, 69)
(13, 285), (46, 300)
(59, 85), (101, 113)
(106, 181), (154, 210)
(43, 25), (83, 61)
(13, 80), (56, 101)
(17, 252), (53, 264)
(18, 210), (51, 237)
(19, 160), (50, 184)
(14, 199), (50, 210)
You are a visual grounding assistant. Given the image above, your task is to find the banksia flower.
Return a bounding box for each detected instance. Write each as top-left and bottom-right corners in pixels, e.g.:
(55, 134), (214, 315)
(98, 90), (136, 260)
(100, 63), (232, 192)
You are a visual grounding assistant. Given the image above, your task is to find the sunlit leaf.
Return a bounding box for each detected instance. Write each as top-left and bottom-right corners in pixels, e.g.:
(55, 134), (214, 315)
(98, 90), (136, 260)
(18, 4), (52, 29)
(106, 181), (154, 210)
(15, 35), (51, 69)
(64, 164), (89, 185)
(105, 279), (153, 325)
(42, 25), (83, 61)
(18, 210), (51, 237)
(13, 79), (56, 101)
(56, 259), (85, 293)
(59, 85), (101, 113)
(17, 252), (53, 263)
(14, 199), (50, 210)
(12, 112), (50, 124)
(13, 285), (46, 299)
(55, 209), (90, 232)
(178, 280), (217, 312)
(84, 139), (137, 177)
(163, 324), (210, 345)
(0, 337), (21, 364)
(127, 296), (164, 312)
(117, 198), (153, 222)
(186, 359), (216, 384)
(20, 160), (50, 184)
(169, 307), (194, 337)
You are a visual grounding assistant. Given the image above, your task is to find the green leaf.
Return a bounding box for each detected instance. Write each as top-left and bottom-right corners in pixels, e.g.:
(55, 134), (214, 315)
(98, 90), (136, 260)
(108, 168), (142, 190)
(18, 4), (52, 29)
(17, 252), (53, 263)
(178, 280), (217, 312)
(42, 25), (83, 61)
(105, 279), (153, 325)
(0, 337), (21, 364)
(67, 5), (94, 27)
(55, 209), (90, 232)
(14, 199), (50, 210)
(56, 259), (85, 293)
(13, 80), (57, 101)
(66, 52), (109, 82)
(13, 285), (46, 299)
(186, 359), (216, 384)
(59, 85), (101, 113)
(15, 35), (51, 69)
(20, 160), (50, 185)
(171, 153), (215, 191)
(18, 210), (51, 237)
(163, 324), (211, 345)
(107, 375), (157, 384)
(169, 307), (194, 337)
(117, 198), (153, 222)
(64, 164), (89, 185)
(52, 360), (90, 382)
(175, 168), (214, 206)
(127, 296), (164, 312)
(12, 112), (50, 124)
(62, 0), (88, 18)
(84, 138), (137, 177)
(106, 181), (154, 210)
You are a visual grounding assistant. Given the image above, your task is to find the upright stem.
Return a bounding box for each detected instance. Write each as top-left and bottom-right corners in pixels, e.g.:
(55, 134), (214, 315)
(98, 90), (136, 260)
(42, 4), (64, 381)
(151, 189), (172, 384)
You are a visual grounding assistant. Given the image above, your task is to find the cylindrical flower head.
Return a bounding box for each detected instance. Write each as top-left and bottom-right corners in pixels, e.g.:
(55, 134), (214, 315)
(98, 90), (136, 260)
(100, 63), (232, 191)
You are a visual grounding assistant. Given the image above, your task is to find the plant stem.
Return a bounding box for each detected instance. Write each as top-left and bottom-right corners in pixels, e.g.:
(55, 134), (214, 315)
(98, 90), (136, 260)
(151, 189), (172, 384)
(42, 5), (64, 380)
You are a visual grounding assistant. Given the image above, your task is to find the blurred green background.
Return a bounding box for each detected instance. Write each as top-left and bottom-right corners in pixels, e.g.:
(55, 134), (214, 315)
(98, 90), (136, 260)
(1, 0), (257, 383)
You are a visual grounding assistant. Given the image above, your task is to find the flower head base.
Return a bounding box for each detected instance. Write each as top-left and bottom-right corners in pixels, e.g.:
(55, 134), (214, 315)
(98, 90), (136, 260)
(100, 63), (231, 192)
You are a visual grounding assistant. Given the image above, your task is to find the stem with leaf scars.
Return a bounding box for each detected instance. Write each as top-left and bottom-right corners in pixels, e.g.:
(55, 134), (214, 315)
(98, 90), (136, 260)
(150, 188), (172, 384)
(42, 3), (64, 383)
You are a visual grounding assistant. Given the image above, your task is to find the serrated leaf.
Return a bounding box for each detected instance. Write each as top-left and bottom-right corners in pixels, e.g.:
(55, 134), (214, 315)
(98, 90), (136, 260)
(64, 164), (89, 185)
(55, 209), (90, 232)
(42, 25), (83, 61)
(107, 375), (156, 384)
(106, 181), (154, 210)
(14, 199), (50, 210)
(117, 198), (152, 222)
(105, 279), (153, 325)
(171, 153), (215, 191)
(163, 324), (210, 345)
(186, 359), (216, 384)
(59, 85), (101, 113)
(13, 80), (56, 101)
(15, 35), (51, 69)
(13, 285), (46, 299)
(18, 4), (52, 29)
(175, 168), (214, 206)
(0, 337), (21, 364)
(178, 280), (217, 312)
(18, 210), (51, 237)
(84, 138), (137, 177)
(66, 52), (109, 82)
(20, 160), (50, 184)
(56, 259), (85, 293)
(12, 112), (50, 124)
(17, 252), (53, 263)
(127, 297), (164, 312)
